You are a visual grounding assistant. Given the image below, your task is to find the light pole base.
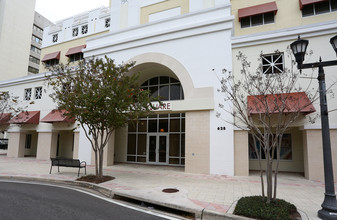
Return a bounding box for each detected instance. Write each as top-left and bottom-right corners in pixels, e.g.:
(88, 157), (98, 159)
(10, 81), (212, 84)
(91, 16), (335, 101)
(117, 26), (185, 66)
(318, 209), (337, 219)
(318, 193), (337, 219)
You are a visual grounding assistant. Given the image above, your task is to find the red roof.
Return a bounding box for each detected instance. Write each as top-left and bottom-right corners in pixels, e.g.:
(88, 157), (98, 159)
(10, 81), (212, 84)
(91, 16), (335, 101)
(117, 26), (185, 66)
(9, 111), (40, 124)
(247, 92), (315, 115)
(65, 45), (86, 57)
(40, 110), (75, 123)
(299, 0), (327, 9)
(0, 113), (11, 125)
(238, 2), (278, 21)
(42, 51), (60, 62)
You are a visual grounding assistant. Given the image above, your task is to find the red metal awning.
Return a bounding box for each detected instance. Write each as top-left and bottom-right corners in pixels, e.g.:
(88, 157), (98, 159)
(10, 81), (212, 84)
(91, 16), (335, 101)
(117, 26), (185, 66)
(65, 45), (86, 57)
(40, 110), (75, 123)
(247, 92), (315, 115)
(0, 113), (11, 125)
(9, 111), (40, 124)
(42, 51), (60, 62)
(299, 0), (327, 9)
(238, 2), (278, 21)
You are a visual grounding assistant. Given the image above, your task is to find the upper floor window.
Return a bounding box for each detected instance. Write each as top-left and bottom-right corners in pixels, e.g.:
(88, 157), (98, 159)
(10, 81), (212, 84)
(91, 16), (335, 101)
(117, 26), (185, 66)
(141, 76), (184, 101)
(42, 51), (60, 67)
(65, 45), (86, 63)
(105, 18), (111, 28)
(35, 87), (43, 99)
(33, 25), (43, 34)
(24, 88), (32, 101)
(28, 66), (39, 74)
(30, 45), (41, 54)
(301, 0), (337, 17)
(52, 34), (58, 43)
(29, 55), (40, 65)
(32, 35), (42, 44)
(261, 53), (284, 74)
(81, 25), (88, 34)
(72, 27), (79, 37)
(238, 2), (277, 28)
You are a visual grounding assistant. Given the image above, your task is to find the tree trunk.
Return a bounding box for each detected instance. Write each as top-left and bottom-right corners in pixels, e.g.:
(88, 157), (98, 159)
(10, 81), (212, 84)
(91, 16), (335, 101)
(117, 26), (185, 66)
(266, 160), (273, 203)
(98, 148), (104, 178)
(94, 149), (98, 176)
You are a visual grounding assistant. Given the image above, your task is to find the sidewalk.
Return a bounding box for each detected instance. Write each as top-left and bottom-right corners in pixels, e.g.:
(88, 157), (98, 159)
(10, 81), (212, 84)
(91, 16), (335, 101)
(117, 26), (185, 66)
(0, 155), (333, 219)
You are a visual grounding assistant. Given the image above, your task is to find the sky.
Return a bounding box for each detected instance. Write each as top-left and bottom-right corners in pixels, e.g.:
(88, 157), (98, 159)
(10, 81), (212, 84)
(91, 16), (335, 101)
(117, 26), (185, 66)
(35, 0), (110, 23)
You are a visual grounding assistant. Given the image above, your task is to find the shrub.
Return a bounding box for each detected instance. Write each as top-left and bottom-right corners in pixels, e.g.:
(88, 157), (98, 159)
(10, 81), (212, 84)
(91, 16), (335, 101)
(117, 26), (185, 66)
(233, 196), (297, 220)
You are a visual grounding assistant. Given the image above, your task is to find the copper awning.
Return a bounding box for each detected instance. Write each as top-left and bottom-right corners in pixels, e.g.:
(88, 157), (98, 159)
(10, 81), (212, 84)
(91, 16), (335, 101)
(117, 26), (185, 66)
(9, 111), (40, 124)
(238, 1), (278, 21)
(42, 51), (60, 62)
(247, 92), (315, 115)
(299, 0), (327, 9)
(40, 110), (75, 123)
(65, 45), (86, 57)
(0, 113), (11, 125)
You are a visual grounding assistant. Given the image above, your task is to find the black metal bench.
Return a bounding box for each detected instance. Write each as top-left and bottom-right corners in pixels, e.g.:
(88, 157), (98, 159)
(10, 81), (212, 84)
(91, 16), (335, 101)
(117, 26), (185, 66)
(50, 158), (86, 176)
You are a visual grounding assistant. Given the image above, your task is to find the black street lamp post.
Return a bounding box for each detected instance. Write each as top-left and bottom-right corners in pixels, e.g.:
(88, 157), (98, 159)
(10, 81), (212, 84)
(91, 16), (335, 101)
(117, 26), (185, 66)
(291, 35), (337, 220)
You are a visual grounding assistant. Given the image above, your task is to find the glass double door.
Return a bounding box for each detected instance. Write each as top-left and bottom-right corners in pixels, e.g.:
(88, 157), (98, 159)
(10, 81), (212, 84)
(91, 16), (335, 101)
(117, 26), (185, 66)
(147, 134), (168, 164)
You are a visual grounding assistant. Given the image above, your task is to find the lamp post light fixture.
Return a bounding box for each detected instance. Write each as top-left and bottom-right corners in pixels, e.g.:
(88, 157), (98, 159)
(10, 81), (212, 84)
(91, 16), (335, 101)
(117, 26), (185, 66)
(291, 35), (337, 220)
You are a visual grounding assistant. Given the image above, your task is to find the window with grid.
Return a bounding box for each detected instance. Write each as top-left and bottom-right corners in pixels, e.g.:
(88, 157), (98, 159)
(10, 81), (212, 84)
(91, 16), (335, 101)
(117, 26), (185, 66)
(261, 53), (284, 74)
(29, 55), (40, 65)
(35, 87), (43, 99)
(140, 76), (184, 101)
(81, 25), (88, 34)
(24, 88), (32, 101)
(240, 12), (275, 28)
(28, 66), (39, 74)
(30, 45), (41, 54)
(302, 0), (337, 17)
(72, 27), (79, 37)
(52, 34), (58, 43)
(105, 18), (111, 28)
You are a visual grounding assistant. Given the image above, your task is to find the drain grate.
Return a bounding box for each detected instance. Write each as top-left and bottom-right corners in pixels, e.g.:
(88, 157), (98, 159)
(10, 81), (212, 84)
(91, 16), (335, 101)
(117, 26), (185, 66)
(162, 188), (179, 193)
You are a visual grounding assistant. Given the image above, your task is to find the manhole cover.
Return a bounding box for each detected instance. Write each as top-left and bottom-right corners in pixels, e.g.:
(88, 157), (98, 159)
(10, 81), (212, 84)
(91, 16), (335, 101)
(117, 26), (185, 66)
(162, 188), (179, 193)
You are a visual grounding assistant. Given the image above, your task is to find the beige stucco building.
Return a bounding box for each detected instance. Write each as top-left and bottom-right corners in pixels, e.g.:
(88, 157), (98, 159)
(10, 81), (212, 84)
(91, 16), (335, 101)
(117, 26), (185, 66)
(0, 0), (337, 182)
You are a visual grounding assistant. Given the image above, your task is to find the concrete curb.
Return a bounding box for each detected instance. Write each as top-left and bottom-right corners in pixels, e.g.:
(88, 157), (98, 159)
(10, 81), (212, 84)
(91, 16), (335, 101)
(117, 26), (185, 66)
(0, 175), (252, 220)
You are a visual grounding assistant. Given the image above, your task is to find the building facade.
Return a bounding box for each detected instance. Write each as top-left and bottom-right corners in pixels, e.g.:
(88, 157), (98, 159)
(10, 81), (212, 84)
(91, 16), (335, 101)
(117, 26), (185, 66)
(1, 0), (336, 181)
(231, 0), (337, 180)
(0, 0), (52, 79)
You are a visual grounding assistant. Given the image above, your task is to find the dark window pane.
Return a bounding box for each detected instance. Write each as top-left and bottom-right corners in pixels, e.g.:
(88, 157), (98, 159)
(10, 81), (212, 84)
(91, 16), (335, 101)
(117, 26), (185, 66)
(137, 157), (146, 162)
(240, 17), (250, 28)
(159, 119), (168, 133)
(181, 158), (185, 165)
(149, 77), (158, 86)
(148, 120), (157, 132)
(137, 134), (146, 155)
(127, 134), (136, 154)
(127, 156), (136, 162)
(160, 76), (169, 84)
(302, 5), (314, 16)
(159, 85), (169, 101)
(251, 14), (263, 26)
(170, 84), (181, 100)
(181, 134), (185, 157)
(181, 118), (185, 132)
(332, 0), (337, 10)
(159, 114), (168, 118)
(141, 81), (148, 87)
(128, 121), (137, 132)
(315, 1), (330, 14)
(170, 113), (180, 118)
(169, 134), (180, 156)
(149, 86), (158, 98)
(264, 12), (274, 24)
(170, 78), (179, 83)
(169, 158), (180, 164)
(170, 119), (180, 132)
(138, 120), (147, 132)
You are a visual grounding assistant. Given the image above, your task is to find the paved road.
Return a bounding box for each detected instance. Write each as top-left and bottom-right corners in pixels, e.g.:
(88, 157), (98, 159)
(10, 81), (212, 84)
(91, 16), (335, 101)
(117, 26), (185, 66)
(0, 181), (179, 220)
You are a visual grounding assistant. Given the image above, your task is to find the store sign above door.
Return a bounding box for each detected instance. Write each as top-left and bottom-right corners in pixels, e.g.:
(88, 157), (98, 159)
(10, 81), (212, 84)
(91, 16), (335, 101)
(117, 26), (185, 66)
(152, 101), (172, 111)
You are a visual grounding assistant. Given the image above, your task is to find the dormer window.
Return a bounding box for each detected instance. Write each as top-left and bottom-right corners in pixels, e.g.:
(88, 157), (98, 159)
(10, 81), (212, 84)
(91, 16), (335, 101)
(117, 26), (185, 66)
(238, 2), (278, 28)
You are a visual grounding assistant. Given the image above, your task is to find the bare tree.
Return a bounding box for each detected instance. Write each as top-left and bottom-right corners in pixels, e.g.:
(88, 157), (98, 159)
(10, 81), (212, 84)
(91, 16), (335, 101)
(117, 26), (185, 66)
(217, 50), (319, 203)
